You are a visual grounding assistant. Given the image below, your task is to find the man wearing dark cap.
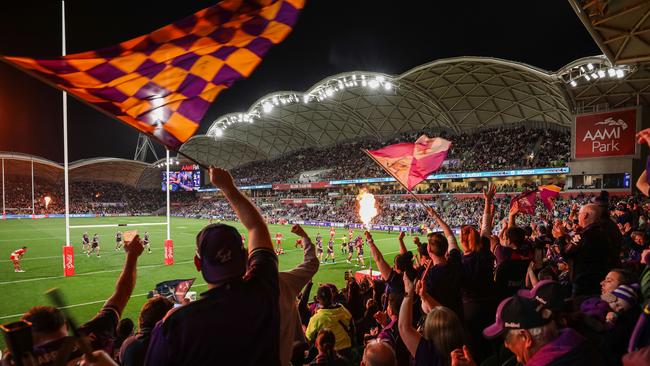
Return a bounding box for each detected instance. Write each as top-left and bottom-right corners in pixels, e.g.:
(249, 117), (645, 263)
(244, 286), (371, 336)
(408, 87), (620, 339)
(145, 167), (280, 366)
(483, 295), (602, 366)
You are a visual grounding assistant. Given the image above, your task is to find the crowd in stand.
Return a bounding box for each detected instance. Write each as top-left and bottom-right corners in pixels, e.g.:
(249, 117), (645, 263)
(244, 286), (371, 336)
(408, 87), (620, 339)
(231, 125), (570, 185)
(1, 178), (164, 215)
(5, 160), (650, 366)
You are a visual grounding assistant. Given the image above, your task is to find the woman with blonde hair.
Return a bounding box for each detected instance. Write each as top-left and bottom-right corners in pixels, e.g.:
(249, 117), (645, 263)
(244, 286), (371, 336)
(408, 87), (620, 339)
(398, 276), (469, 366)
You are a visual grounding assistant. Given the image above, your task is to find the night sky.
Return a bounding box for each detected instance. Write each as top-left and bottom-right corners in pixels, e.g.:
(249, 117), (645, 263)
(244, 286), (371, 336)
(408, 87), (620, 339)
(0, 1), (600, 163)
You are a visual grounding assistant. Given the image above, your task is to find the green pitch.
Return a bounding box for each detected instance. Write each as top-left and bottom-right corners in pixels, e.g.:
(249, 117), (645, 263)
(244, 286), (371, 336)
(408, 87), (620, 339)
(0, 216), (413, 349)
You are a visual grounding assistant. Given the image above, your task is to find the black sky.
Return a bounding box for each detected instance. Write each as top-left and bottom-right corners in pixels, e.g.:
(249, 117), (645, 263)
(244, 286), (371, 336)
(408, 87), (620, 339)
(0, 0), (600, 163)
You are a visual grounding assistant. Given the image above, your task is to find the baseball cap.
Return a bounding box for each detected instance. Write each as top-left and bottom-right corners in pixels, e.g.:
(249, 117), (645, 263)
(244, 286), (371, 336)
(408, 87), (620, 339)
(195, 224), (247, 285)
(483, 295), (551, 339)
(518, 280), (568, 313)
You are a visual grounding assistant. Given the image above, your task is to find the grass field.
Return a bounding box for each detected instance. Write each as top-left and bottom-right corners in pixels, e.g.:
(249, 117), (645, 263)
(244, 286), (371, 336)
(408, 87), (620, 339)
(0, 216), (407, 349)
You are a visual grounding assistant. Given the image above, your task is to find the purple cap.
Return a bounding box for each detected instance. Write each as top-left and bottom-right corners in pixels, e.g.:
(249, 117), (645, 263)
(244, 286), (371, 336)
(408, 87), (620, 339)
(483, 295), (550, 339)
(196, 224), (247, 285)
(518, 280), (568, 312)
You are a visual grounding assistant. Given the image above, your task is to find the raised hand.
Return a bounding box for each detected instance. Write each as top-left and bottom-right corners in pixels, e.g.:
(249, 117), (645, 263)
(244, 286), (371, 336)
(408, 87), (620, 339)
(209, 166), (236, 191)
(291, 224), (307, 237)
(398, 231), (405, 240)
(636, 128), (650, 148)
(482, 183), (496, 201)
(450, 346), (476, 366)
(124, 235), (144, 257)
(403, 275), (415, 296)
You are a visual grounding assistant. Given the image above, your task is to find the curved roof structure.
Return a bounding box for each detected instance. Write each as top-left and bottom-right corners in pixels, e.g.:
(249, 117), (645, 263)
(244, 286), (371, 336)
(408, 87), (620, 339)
(69, 158), (153, 188)
(5, 55), (649, 180)
(181, 55), (647, 169)
(569, 0), (650, 65)
(0, 153), (158, 189)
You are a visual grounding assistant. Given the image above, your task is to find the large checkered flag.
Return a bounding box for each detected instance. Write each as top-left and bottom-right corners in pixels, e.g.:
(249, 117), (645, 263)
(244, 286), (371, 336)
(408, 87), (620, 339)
(1, 0), (304, 149)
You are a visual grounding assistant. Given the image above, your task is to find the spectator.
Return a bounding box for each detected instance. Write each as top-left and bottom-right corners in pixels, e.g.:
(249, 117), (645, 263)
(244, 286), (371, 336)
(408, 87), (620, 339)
(145, 167), (280, 366)
(279, 224), (320, 366)
(14, 237), (144, 365)
(119, 296), (174, 366)
(374, 293), (409, 366)
(305, 285), (353, 358)
(399, 275), (467, 366)
(483, 295), (604, 366)
(113, 318), (134, 361)
(310, 329), (350, 366)
(420, 207), (464, 320)
(565, 204), (617, 297)
(361, 339), (398, 366)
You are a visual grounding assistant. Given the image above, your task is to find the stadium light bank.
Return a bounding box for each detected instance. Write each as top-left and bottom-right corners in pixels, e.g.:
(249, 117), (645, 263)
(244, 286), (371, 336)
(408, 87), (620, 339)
(207, 73), (396, 139)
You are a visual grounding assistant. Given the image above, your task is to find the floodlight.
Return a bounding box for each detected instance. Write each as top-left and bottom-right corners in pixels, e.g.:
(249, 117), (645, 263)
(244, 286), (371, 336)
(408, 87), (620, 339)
(384, 82), (393, 90)
(368, 80), (379, 89)
(587, 63), (594, 70)
(262, 102), (273, 113)
(616, 69), (624, 78)
(607, 68), (616, 77)
(597, 70), (605, 78)
(570, 80), (577, 87)
(591, 72), (598, 79)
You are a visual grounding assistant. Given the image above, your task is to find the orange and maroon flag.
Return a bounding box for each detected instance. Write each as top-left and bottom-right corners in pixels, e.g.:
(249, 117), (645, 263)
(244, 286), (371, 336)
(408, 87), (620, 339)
(1, 0), (305, 149)
(510, 190), (538, 215)
(364, 135), (452, 191)
(539, 184), (562, 212)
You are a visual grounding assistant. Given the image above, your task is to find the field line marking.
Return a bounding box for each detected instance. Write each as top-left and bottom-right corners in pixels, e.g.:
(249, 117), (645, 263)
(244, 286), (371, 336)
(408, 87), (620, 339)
(0, 260), (194, 285)
(0, 284), (209, 320)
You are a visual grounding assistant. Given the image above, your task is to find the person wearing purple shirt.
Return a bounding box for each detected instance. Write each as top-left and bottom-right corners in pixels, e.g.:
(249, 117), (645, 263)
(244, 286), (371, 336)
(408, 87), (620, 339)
(145, 167), (280, 366)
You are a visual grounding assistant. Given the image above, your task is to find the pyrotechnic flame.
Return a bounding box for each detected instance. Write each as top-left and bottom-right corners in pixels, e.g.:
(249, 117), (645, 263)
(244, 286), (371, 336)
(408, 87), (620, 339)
(357, 190), (378, 227)
(44, 196), (52, 209)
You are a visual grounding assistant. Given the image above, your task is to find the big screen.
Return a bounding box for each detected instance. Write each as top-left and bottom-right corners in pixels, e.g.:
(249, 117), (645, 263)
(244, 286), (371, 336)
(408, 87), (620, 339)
(162, 170), (201, 191)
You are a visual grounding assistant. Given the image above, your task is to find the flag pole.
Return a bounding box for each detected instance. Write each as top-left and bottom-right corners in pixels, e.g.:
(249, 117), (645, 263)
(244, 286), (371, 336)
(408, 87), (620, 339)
(31, 158), (35, 216)
(361, 149), (436, 214)
(166, 148), (171, 241)
(1, 158), (4, 217)
(62, 0), (71, 247)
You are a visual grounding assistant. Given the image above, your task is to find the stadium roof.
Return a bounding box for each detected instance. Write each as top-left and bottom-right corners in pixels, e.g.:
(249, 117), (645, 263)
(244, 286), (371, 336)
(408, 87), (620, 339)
(4, 54), (649, 180)
(568, 0), (650, 65)
(181, 55), (649, 169)
(0, 152), (157, 188)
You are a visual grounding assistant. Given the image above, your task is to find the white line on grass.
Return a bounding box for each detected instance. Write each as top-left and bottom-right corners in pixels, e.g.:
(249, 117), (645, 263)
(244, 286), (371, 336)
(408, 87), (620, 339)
(0, 235), (401, 284)
(0, 284), (210, 320)
(0, 260), (194, 285)
(0, 243), (405, 319)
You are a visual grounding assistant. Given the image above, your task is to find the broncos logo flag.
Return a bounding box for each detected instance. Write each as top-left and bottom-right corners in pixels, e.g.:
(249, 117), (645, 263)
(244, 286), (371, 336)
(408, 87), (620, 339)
(1, 0), (305, 149)
(364, 135), (452, 191)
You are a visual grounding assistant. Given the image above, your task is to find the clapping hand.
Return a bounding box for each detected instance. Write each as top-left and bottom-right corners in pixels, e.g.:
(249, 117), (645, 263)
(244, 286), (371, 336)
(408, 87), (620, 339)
(450, 346), (476, 366)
